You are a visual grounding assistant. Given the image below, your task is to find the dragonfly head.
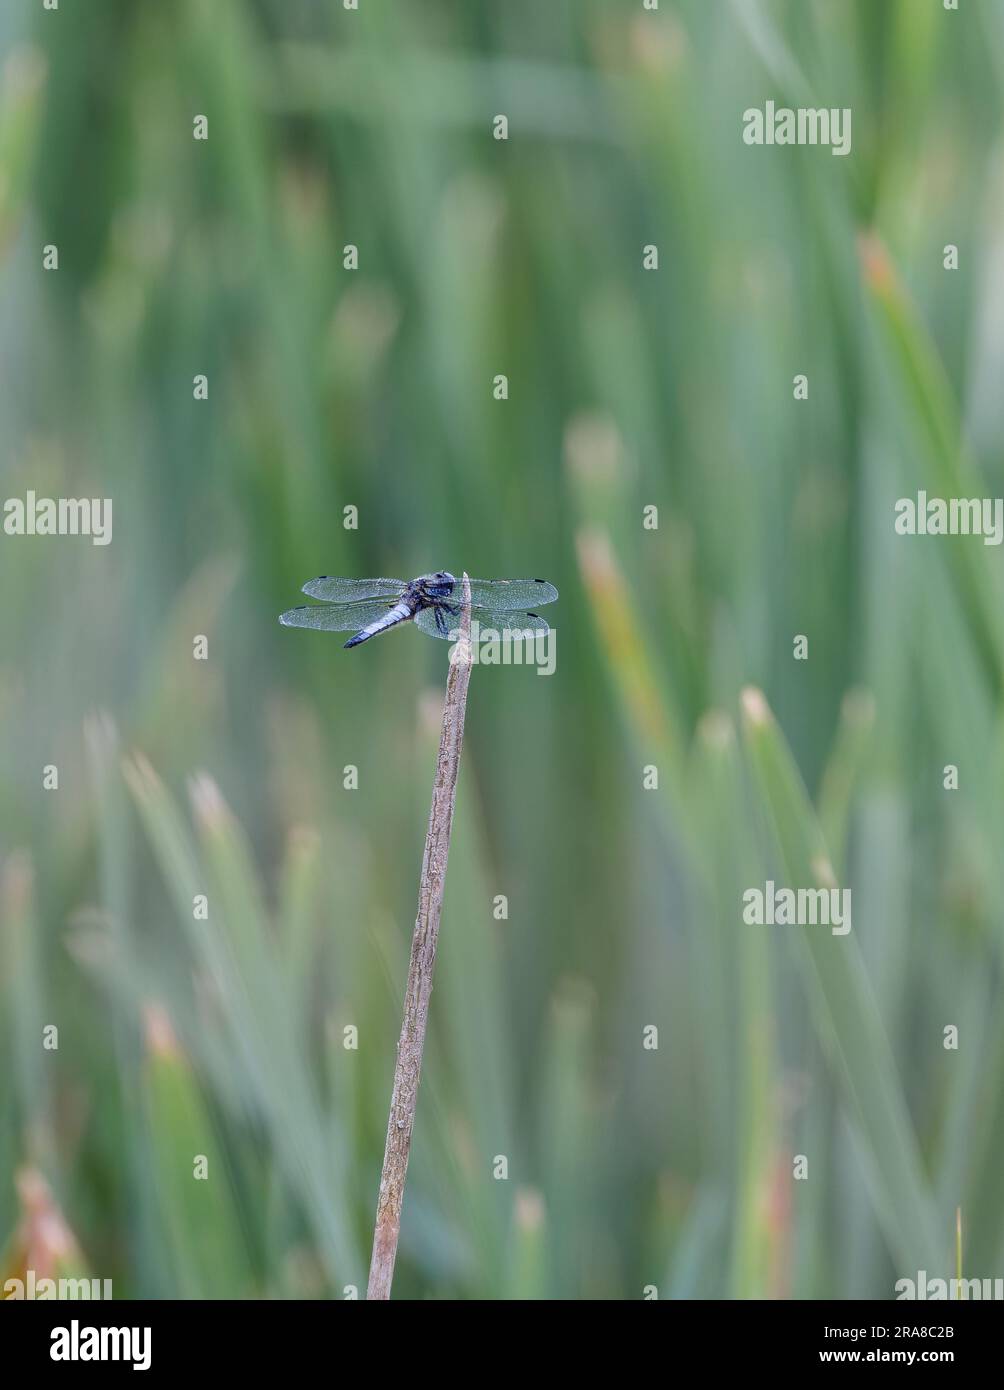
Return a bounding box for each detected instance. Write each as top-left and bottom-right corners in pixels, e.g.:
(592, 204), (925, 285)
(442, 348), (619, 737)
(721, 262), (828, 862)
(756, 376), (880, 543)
(420, 571), (456, 599)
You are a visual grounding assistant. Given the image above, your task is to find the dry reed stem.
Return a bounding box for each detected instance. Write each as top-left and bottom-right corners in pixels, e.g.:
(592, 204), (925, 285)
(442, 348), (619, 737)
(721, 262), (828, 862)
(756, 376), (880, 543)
(366, 573), (473, 1300)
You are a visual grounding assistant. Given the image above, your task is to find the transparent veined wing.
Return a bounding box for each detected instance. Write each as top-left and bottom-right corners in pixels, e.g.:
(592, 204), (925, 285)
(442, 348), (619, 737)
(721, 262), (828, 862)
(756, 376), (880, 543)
(414, 605), (552, 640)
(472, 609), (552, 635)
(279, 599), (402, 632)
(413, 605), (456, 640)
(465, 579), (558, 610)
(301, 577), (404, 602)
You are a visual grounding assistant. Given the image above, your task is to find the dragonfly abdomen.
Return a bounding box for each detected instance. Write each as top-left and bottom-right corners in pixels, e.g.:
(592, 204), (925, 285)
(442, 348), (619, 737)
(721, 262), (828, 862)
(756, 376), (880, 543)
(343, 600), (412, 649)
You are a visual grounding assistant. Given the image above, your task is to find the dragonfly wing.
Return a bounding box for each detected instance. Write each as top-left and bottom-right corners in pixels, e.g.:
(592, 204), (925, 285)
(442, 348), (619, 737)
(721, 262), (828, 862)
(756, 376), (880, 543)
(472, 609), (552, 634)
(414, 606), (552, 640)
(301, 577), (404, 602)
(465, 579), (558, 610)
(414, 605), (455, 640)
(279, 599), (401, 633)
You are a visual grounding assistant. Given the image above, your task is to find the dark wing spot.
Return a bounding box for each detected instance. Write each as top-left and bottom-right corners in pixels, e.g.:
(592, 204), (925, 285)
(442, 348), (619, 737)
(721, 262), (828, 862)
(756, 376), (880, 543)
(527, 612), (539, 619)
(534, 578), (546, 583)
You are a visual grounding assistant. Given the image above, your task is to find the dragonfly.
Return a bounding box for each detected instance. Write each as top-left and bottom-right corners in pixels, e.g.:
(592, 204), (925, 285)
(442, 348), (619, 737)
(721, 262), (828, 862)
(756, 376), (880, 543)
(279, 571), (558, 648)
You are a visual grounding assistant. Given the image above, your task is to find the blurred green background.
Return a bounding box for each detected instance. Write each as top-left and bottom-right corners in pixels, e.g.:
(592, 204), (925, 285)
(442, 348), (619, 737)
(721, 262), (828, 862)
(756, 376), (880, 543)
(2, 0), (1004, 1300)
